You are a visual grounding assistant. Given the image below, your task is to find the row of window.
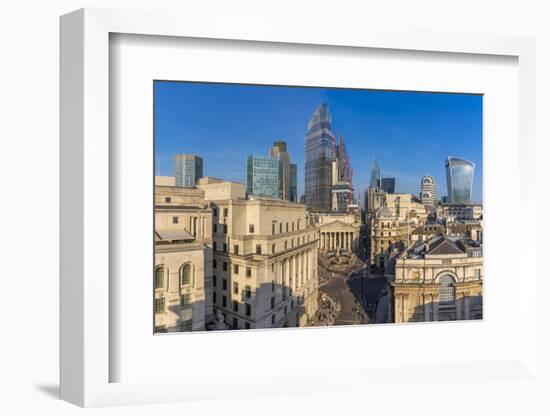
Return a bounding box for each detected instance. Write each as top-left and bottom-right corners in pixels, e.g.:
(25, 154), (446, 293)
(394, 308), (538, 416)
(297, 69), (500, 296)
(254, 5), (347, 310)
(212, 207), (228, 218)
(213, 260), (252, 277)
(214, 235), (312, 256)
(154, 264), (192, 290)
(154, 318), (192, 333)
(213, 293), (252, 316)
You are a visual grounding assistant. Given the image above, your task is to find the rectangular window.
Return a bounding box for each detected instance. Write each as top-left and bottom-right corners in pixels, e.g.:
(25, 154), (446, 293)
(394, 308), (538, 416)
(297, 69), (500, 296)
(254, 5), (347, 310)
(286, 223), (289, 232)
(245, 303), (251, 316)
(245, 285), (252, 298)
(165, 197), (171, 203)
(249, 224), (255, 233)
(234, 264), (239, 274)
(213, 292), (217, 304)
(213, 224), (217, 233)
(213, 207), (218, 217)
(475, 269), (481, 278)
(284, 241), (288, 250)
(271, 315), (276, 325)
(222, 278), (227, 291)
(181, 293), (192, 308)
(256, 245), (262, 254)
(234, 245), (239, 255)
(154, 267), (164, 289)
(154, 297), (165, 313)
(233, 281), (239, 294)
(213, 259), (217, 269)
(232, 317), (238, 329)
(272, 223), (275, 235)
(213, 241), (217, 251)
(246, 267), (251, 278)
(172, 216), (178, 224)
(270, 296), (275, 309)
(271, 280), (275, 291)
(222, 295), (227, 307)
(232, 300), (239, 312)
(223, 243), (227, 252)
(223, 208), (228, 217)
(179, 320), (193, 332)
(272, 244), (276, 254)
(279, 223), (282, 233)
(223, 262), (227, 271)
(224, 224), (228, 234)
(213, 275), (217, 287)
(292, 222), (295, 231)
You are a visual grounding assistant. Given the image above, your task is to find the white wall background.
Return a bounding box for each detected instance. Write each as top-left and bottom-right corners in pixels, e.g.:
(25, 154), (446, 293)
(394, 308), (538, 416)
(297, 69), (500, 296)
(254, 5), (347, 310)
(0, 0), (548, 414)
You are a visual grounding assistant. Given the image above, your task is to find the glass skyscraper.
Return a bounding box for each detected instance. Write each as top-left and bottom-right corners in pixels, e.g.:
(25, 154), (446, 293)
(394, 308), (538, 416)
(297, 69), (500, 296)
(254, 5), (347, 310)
(445, 157), (475, 203)
(290, 163), (298, 203)
(305, 103), (336, 211)
(247, 155), (282, 199)
(380, 177), (395, 194)
(369, 158), (381, 189)
(174, 154), (203, 187)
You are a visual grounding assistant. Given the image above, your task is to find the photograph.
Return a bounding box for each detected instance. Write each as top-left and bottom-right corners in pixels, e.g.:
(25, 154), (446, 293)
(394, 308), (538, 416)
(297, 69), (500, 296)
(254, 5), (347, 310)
(153, 81), (483, 333)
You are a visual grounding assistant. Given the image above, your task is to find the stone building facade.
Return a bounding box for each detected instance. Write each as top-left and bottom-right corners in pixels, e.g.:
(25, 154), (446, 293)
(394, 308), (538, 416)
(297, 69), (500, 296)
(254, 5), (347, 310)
(199, 181), (319, 329)
(390, 234), (483, 323)
(154, 183), (214, 333)
(315, 212), (362, 253)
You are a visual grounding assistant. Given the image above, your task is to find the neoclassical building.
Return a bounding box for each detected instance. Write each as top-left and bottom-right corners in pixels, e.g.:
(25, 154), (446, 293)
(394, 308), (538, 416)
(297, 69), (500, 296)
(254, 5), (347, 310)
(198, 181), (319, 329)
(315, 212), (362, 253)
(154, 182), (214, 333)
(390, 234), (483, 323)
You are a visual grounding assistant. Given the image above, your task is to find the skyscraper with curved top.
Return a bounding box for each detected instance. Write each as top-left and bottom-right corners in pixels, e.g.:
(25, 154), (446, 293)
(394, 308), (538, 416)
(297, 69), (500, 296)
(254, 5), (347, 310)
(305, 103), (336, 210)
(445, 157), (475, 203)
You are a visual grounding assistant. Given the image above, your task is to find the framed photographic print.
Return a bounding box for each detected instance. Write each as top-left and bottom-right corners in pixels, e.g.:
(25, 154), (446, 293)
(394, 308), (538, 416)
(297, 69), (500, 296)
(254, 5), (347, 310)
(60, 8), (537, 408)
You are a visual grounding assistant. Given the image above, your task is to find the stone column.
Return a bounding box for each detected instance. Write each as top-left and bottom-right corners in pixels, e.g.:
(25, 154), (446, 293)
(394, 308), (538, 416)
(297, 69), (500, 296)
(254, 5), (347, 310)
(463, 292), (470, 320)
(456, 292), (462, 320)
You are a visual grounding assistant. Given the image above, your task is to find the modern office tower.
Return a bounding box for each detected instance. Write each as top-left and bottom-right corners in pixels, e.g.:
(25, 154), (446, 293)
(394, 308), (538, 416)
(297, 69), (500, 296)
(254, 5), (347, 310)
(174, 154), (203, 187)
(335, 136), (352, 183)
(290, 163), (298, 202)
(380, 177), (396, 194)
(330, 136), (354, 212)
(305, 103), (336, 211)
(420, 175), (436, 208)
(369, 158), (381, 189)
(445, 157), (475, 203)
(247, 155), (282, 199)
(269, 141), (292, 201)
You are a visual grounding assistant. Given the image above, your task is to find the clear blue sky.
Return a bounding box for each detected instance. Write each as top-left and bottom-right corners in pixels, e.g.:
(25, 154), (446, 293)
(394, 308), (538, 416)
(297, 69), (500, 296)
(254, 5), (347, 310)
(155, 81), (483, 203)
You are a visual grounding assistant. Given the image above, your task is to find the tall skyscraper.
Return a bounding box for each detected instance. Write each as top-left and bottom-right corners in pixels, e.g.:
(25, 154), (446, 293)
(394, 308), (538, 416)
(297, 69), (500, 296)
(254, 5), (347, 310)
(305, 103), (336, 211)
(380, 178), (395, 194)
(247, 155), (282, 199)
(290, 163), (298, 203)
(174, 154), (203, 187)
(269, 141), (292, 201)
(420, 175), (436, 207)
(369, 158), (381, 189)
(445, 157), (475, 203)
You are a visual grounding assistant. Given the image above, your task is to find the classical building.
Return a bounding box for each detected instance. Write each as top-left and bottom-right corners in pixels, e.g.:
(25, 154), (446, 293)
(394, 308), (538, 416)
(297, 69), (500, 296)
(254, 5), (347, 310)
(420, 175), (436, 208)
(385, 193), (429, 223)
(246, 155), (282, 199)
(445, 156), (475, 204)
(198, 181), (319, 329)
(316, 212), (362, 253)
(173, 154), (203, 187)
(438, 203), (483, 222)
(369, 206), (415, 268)
(305, 103), (336, 211)
(390, 234), (483, 323)
(154, 183), (214, 333)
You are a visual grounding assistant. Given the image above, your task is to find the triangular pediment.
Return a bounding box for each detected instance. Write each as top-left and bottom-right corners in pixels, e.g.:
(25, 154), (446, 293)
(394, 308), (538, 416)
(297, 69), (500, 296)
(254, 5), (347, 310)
(427, 239), (464, 255)
(320, 220), (355, 230)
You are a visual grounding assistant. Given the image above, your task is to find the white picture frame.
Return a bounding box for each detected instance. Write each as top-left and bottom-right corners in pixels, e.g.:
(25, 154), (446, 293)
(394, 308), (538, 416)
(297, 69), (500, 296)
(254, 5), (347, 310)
(60, 7), (537, 408)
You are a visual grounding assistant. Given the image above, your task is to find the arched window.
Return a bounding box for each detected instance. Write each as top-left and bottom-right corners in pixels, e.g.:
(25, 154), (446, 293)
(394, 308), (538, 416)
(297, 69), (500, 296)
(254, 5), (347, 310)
(439, 275), (456, 305)
(179, 264), (191, 287)
(154, 266), (165, 289)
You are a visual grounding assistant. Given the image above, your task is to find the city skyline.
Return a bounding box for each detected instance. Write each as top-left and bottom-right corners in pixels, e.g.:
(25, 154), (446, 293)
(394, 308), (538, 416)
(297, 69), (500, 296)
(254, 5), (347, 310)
(155, 81), (483, 203)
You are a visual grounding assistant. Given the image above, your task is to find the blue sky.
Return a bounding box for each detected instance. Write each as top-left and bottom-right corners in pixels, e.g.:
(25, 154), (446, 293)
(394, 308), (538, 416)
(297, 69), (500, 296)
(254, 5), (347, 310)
(155, 81), (483, 203)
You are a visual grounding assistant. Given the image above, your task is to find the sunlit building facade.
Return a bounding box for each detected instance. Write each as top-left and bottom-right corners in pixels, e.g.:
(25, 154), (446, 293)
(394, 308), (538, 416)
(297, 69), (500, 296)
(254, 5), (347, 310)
(420, 175), (436, 208)
(445, 157), (475, 204)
